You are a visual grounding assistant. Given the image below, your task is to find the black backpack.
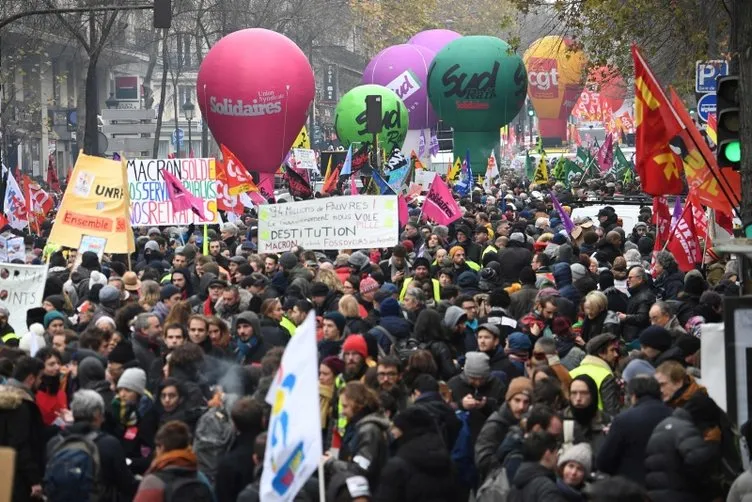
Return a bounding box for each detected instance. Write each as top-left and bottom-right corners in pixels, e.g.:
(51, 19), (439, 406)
(156, 467), (213, 502)
(372, 326), (426, 364)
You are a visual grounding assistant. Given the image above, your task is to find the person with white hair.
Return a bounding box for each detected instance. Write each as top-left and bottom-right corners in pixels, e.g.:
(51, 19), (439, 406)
(46, 390), (138, 500)
(220, 222), (240, 255)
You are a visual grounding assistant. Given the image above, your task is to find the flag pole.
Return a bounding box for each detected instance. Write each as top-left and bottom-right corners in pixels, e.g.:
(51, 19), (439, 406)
(202, 224), (208, 255)
(318, 457), (326, 502)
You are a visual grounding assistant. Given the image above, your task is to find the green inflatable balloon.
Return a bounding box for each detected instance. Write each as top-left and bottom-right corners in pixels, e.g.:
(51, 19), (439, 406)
(428, 36), (527, 173)
(334, 84), (408, 152)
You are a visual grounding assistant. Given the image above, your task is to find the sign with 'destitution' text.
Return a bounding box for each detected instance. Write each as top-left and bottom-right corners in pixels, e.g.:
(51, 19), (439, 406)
(257, 196), (399, 252)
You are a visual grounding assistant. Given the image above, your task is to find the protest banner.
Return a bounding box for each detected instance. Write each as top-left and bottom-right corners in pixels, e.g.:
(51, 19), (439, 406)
(258, 195), (399, 252)
(72, 235), (107, 271)
(127, 158), (219, 226)
(292, 148), (317, 170)
(0, 263), (47, 336)
(48, 154), (135, 254)
(414, 169), (436, 187)
(0, 235), (25, 263)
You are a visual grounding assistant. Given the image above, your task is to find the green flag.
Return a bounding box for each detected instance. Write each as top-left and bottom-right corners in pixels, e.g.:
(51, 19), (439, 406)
(552, 156), (566, 180)
(613, 144), (632, 174)
(564, 159), (584, 186)
(576, 146), (591, 165)
(525, 152), (536, 179)
(535, 137), (545, 155)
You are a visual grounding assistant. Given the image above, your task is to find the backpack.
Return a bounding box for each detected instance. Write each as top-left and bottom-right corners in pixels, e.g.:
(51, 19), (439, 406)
(372, 326), (426, 364)
(476, 466), (510, 502)
(450, 410), (478, 488)
(156, 467), (213, 502)
(193, 405), (235, 483)
(44, 432), (102, 502)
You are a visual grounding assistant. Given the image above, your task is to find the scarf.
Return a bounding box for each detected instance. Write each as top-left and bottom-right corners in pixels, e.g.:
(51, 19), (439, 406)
(319, 383), (334, 427)
(39, 374), (62, 395)
(203, 297), (214, 316)
(114, 392), (154, 428)
(235, 336), (259, 363)
(146, 447), (198, 474)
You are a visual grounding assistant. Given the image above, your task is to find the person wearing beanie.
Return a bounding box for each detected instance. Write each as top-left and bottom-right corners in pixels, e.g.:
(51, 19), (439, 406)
(233, 311), (266, 366)
(475, 376), (533, 480)
(621, 359), (656, 384)
(43, 310), (67, 337)
(570, 333), (621, 416)
(310, 281), (341, 316)
(320, 311), (346, 359)
(92, 285), (121, 324)
(450, 225), (482, 265)
(638, 325), (673, 362)
(596, 375), (672, 485)
(398, 256), (440, 303)
(107, 341), (138, 388)
(366, 297), (412, 355)
(557, 442), (592, 499)
(152, 284), (182, 322)
(373, 406), (458, 502)
(112, 367), (159, 475)
(339, 335), (372, 387)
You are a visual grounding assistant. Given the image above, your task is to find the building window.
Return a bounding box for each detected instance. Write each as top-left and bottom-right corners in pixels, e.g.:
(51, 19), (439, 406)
(179, 85), (195, 106)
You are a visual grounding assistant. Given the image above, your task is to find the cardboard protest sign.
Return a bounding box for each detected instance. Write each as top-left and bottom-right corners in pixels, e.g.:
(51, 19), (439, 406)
(127, 158), (219, 226)
(0, 264), (48, 334)
(257, 195), (399, 252)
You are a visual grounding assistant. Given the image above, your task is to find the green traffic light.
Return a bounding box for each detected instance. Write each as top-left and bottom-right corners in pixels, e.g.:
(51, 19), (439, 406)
(528, 110), (534, 117)
(724, 140), (741, 163)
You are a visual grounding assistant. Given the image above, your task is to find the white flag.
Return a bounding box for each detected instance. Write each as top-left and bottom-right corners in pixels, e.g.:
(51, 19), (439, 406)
(3, 167), (28, 230)
(260, 311), (322, 501)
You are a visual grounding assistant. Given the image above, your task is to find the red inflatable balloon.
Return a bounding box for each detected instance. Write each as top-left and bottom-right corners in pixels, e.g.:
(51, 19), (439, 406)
(197, 29), (314, 174)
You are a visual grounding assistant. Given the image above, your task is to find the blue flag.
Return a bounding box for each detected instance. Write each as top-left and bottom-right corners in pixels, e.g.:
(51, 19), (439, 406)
(454, 149), (472, 197)
(371, 170), (396, 195)
(340, 145), (353, 176)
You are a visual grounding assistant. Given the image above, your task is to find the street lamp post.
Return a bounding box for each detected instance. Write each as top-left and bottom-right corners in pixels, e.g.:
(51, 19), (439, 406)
(182, 99), (194, 158)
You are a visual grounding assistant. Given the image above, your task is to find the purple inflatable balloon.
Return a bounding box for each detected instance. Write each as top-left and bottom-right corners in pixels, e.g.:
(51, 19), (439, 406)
(408, 29), (462, 54)
(362, 44), (437, 130)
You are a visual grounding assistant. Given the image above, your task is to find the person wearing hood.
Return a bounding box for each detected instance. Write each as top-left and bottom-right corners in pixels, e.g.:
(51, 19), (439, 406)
(366, 297), (412, 355)
(498, 232), (533, 285)
(475, 376), (534, 481)
(629, 221), (649, 245)
(112, 367), (159, 475)
(170, 268), (194, 300)
(556, 443), (592, 502)
(410, 374), (461, 449)
(188, 273), (219, 313)
(653, 251), (684, 301)
(457, 271), (481, 297)
(508, 431), (568, 501)
(553, 317), (586, 372)
(448, 352), (507, 445)
(450, 224), (482, 264)
(553, 262), (581, 307)
(232, 311), (267, 365)
(64, 251), (100, 307)
(569, 334), (622, 416)
(133, 420), (214, 502)
(77, 355), (116, 429)
(326, 382), (391, 489)
(618, 266), (656, 342)
(563, 375), (611, 456)
(413, 309), (457, 381)
(443, 305), (472, 362)
(47, 251), (71, 286)
(373, 406), (458, 502)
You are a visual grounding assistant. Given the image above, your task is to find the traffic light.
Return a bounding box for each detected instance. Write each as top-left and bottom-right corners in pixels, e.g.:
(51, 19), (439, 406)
(153, 0), (172, 29)
(527, 101), (535, 117)
(716, 75), (740, 169)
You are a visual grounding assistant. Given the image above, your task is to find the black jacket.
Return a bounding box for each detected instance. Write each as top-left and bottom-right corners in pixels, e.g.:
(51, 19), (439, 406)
(259, 316), (291, 348)
(215, 430), (261, 502)
(132, 334), (161, 374)
(509, 285), (538, 321)
(621, 283), (656, 342)
(328, 412), (391, 489)
(448, 374), (506, 446)
(474, 402), (520, 481)
(46, 422), (138, 502)
(596, 395), (673, 485)
(412, 391), (462, 449)
(0, 383), (45, 502)
(373, 428), (457, 502)
(654, 268), (684, 301)
(644, 408), (721, 502)
(498, 242), (533, 285)
(509, 462), (568, 502)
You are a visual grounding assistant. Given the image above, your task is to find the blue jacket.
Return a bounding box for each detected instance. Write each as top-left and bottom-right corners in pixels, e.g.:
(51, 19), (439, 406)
(553, 263), (581, 307)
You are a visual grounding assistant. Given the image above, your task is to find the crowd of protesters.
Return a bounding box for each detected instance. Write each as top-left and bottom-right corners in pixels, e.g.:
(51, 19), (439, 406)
(0, 172), (749, 502)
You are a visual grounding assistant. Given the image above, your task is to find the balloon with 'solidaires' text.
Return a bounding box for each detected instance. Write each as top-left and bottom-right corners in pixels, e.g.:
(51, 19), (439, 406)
(197, 29), (315, 174)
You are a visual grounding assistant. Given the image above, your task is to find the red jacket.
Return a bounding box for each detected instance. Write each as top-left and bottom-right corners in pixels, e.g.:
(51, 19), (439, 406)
(35, 386), (67, 426)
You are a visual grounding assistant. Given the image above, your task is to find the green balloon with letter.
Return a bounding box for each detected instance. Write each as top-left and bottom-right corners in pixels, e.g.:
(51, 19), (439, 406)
(334, 84), (409, 152)
(428, 36), (527, 173)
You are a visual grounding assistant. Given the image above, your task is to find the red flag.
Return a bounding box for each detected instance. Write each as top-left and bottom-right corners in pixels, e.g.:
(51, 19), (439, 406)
(162, 168), (206, 219)
(687, 192), (708, 241)
(666, 199), (702, 272)
(631, 45), (684, 195)
(715, 209), (733, 235)
(322, 163), (342, 194)
(220, 145), (259, 195)
(257, 172), (276, 202)
(47, 154), (60, 192)
(398, 194), (409, 227)
(215, 156), (244, 214)
(285, 168), (313, 199)
(23, 175), (53, 230)
(668, 88), (739, 216)
(652, 196), (672, 246)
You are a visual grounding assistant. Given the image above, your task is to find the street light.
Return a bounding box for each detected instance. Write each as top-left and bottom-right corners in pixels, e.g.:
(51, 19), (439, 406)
(182, 99), (195, 158)
(105, 93), (118, 109)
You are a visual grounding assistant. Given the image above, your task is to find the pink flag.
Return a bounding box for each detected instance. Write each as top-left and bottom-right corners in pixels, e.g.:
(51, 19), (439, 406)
(162, 168), (206, 220)
(596, 133), (614, 172)
(350, 175), (359, 195)
(422, 176), (461, 225)
(398, 194), (409, 227)
(258, 172), (276, 202)
(249, 191), (267, 205)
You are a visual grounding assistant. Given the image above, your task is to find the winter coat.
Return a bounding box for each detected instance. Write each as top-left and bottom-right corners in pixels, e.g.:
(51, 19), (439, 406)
(621, 282), (656, 342)
(367, 315), (413, 354)
(215, 430), (262, 502)
(373, 428), (458, 502)
(111, 394), (160, 475)
(580, 309), (620, 343)
(475, 402), (520, 481)
(556, 479), (586, 502)
(448, 374), (507, 447)
(596, 395), (673, 485)
(509, 285), (539, 321)
(728, 469), (752, 502)
(259, 316), (291, 348)
(132, 334), (161, 376)
(487, 346), (522, 383)
(498, 242), (533, 285)
(594, 240), (621, 266)
(553, 263), (581, 307)
(561, 406), (611, 457)
(214, 288), (253, 330)
(0, 383), (45, 502)
(413, 309), (458, 381)
(603, 286), (629, 316)
(654, 268), (684, 301)
(509, 462), (568, 502)
(134, 451), (214, 502)
(47, 422), (138, 502)
(557, 340), (586, 371)
(644, 408), (721, 502)
(568, 355), (621, 416)
(328, 412), (391, 488)
(412, 391), (462, 449)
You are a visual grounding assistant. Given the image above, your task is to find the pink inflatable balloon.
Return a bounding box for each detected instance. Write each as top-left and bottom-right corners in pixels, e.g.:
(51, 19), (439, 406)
(197, 29), (314, 174)
(408, 29), (462, 54)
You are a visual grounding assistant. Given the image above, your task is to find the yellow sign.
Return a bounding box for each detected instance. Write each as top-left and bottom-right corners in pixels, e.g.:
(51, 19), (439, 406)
(292, 126), (311, 149)
(49, 153), (135, 254)
(533, 154), (549, 184)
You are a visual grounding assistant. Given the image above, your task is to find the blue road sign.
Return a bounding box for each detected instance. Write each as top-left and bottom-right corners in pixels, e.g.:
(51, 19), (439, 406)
(697, 93), (717, 123)
(171, 128), (184, 147)
(696, 60), (728, 93)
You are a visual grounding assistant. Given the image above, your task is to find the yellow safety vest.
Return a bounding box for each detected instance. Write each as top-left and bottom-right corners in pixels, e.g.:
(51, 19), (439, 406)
(466, 260), (481, 271)
(569, 359), (613, 411)
(399, 277), (441, 302)
(280, 316), (296, 337)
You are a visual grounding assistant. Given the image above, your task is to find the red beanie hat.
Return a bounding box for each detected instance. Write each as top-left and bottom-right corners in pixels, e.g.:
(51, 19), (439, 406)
(342, 335), (368, 359)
